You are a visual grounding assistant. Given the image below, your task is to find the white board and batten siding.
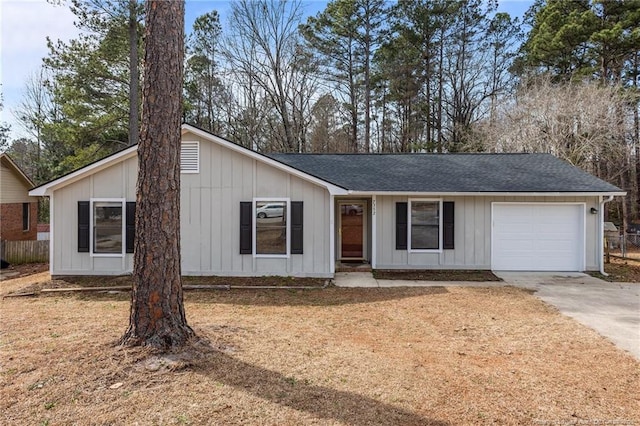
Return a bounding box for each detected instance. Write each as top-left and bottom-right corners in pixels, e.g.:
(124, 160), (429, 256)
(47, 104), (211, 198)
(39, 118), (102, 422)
(50, 131), (332, 277)
(374, 195), (600, 272)
(180, 135), (331, 277)
(52, 156), (137, 275)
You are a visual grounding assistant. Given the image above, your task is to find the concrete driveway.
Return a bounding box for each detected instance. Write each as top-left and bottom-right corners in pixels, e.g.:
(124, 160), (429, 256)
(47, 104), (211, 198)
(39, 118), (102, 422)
(495, 272), (640, 360)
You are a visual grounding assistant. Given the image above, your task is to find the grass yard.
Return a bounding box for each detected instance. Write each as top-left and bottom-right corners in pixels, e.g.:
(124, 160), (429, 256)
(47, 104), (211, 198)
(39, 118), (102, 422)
(1, 280), (639, 425)
(594, 256), (640, 282)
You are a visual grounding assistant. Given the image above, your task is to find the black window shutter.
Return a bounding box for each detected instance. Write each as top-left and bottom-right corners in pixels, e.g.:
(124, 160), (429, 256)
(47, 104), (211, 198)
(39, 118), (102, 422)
(240, 202), (252, 254)
(78, 201), (90, 253)
(443, 201), (455, 249)
(291, 201), (303, 254)
(126, 202), (136, 253)
(396, 202), (408, 250)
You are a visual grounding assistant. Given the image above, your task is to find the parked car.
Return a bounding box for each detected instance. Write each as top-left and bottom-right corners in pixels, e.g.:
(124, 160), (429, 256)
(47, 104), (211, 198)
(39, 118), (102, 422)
(341, 204), (363, 216)
(256, 203), (284, 218)
(626, 222), (640, 235)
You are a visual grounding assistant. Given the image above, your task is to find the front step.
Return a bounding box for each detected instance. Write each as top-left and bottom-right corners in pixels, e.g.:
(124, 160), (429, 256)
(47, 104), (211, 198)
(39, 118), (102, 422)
(333, 271), (378, 287)
(335, 261), (372, 273)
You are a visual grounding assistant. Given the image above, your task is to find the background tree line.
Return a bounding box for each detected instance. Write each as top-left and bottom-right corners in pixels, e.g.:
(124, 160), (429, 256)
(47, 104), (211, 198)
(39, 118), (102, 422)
(3, 0), (639, 225)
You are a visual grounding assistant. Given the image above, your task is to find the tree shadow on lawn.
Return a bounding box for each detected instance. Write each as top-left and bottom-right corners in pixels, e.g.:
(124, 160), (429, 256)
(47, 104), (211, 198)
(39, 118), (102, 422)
(186, 339), (450, 426)
(73, 286), (450, 307)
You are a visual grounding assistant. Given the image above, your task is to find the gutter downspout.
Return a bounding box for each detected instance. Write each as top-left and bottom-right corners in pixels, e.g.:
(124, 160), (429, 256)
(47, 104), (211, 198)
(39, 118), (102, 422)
(599, 195), (615, 276)
(329, 194), (335, 275)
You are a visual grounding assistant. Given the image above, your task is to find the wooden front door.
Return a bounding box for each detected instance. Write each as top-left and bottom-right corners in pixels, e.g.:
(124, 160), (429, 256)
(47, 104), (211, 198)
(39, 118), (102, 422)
(339, 202), (365, 259)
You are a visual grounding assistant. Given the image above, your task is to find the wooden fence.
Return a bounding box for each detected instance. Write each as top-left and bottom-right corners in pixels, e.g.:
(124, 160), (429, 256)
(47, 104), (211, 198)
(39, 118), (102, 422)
(0, 240), (49, 264)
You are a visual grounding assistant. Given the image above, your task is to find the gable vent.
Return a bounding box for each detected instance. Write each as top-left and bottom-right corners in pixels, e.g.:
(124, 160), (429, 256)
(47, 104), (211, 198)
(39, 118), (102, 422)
(181, 141), (199, 173)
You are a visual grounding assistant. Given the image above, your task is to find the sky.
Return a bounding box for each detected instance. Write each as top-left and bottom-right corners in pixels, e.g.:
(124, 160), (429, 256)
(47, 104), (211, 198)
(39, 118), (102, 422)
(0, 0), (533, 143)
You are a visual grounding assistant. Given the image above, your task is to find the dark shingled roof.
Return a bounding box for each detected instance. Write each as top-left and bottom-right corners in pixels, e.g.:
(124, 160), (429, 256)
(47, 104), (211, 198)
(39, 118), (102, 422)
(269, 153), (622, 193)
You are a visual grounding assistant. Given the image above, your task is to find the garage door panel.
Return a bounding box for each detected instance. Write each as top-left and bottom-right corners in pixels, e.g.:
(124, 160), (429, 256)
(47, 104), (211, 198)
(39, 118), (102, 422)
(501, 257), (535, 270)
(500, 224), (534, 233)
(495, 211), (530, 222)
(532, 234), (577, 244)
(535, 223), (574, 233)
(492, 204), (584, 271)
(533, 240), (575, 250)
(536, 255), (578, 269)
(496, 233), (535, 241)
(499, 216), (532, 224)
(500, 241), (534, 251)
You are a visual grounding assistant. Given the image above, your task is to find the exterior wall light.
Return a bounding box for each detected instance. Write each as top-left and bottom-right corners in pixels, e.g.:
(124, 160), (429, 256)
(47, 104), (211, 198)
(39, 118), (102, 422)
(590, 207), (598, 214)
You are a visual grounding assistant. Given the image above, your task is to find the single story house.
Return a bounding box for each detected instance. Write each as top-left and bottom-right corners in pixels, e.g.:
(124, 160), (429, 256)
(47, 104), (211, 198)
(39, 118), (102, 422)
(1, 153), (38, 241)
(29, 124), (624, 278)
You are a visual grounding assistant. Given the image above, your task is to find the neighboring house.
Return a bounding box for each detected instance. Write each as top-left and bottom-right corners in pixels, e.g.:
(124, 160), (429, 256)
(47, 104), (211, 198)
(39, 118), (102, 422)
(37, 223), (50, 241)
(29, 124), (624, 277)
(1, 153), (37, 241)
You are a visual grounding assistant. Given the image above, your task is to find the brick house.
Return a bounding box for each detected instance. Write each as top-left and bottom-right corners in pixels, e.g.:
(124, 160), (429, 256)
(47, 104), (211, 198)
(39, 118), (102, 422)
(1, 153), (37, 241)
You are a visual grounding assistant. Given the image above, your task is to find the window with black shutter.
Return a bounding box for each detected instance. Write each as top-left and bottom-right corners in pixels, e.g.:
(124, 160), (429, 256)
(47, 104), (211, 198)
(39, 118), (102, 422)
(255, 200), (287, 255)
(410, 200), (440, 250)
(399, 200), (454, 251)
(79, 200), (129, 255)
(92, 201), (123, 254)
(244, 199), (299, 256)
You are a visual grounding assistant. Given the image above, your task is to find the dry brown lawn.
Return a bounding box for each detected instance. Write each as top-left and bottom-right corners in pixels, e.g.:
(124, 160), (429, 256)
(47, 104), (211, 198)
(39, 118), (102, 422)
(598, 256), (640, 282)
(1, 280), (639, 425)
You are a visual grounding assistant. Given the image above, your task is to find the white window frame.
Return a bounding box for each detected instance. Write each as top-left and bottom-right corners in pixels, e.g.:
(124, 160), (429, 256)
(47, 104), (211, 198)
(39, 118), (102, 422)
(408, 198), (443, 253)
(253, 198), (290, 258)
(90, 198), (126, 258)
(180, 141), (200, 174)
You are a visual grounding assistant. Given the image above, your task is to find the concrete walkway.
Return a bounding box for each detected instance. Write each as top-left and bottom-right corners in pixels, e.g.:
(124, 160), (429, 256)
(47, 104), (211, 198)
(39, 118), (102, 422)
(334, 272), (506, 288)
(334, 271), (640, 360)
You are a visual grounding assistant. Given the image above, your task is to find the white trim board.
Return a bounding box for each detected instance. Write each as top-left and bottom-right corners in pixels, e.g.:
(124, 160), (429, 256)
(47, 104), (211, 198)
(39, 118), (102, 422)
(30, 125), (350, 197)
(29, 146), (137, 196)
(182, 125), (348, 196)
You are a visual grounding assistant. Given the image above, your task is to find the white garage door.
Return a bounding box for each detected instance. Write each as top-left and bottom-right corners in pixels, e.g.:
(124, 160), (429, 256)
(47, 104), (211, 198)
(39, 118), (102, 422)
(492, 204), (584, 271)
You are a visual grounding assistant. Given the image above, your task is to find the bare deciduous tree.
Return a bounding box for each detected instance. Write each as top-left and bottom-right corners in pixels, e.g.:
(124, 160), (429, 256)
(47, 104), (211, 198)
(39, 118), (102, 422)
(14, 69), (52, 182)
(224, 0), (317, 152)
(475, 77), (634, 223)
(482, 79), (627, 169)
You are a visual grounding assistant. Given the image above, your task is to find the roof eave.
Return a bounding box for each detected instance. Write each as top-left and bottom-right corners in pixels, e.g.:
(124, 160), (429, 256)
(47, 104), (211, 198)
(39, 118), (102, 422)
(1, 153), (35, 188)
(28, 146), (138, 197)
(344, 191), (627, 197)
(182, 124), (348, 195)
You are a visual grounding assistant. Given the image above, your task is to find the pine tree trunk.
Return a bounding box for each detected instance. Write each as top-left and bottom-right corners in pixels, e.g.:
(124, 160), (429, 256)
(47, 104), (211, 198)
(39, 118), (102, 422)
(633, 52), (640, 221)
(128, 0), (139, 146)
(121, 0), (194, 349)
(436, 29), (444, 153)
(363, 1), (371, 153)
(634, 102), (639, 220)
